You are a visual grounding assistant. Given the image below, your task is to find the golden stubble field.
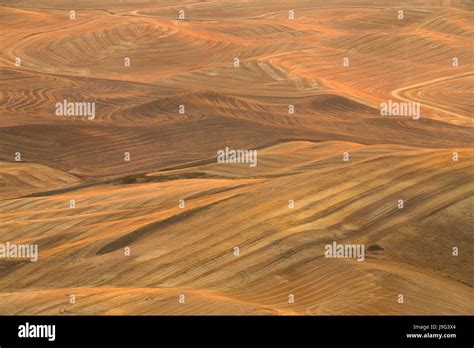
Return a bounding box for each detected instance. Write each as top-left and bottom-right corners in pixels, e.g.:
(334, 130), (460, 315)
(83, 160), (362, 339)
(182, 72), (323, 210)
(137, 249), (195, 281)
(0, 0), (472, 314)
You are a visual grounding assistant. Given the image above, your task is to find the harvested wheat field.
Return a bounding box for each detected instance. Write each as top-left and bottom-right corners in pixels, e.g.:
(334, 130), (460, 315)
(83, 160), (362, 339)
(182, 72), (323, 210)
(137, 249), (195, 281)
(0, 0), (472, 315)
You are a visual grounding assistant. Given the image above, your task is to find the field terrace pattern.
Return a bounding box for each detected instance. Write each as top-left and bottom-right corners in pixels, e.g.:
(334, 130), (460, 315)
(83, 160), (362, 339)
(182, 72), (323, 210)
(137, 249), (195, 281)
(0, 0), (472, 315)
